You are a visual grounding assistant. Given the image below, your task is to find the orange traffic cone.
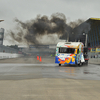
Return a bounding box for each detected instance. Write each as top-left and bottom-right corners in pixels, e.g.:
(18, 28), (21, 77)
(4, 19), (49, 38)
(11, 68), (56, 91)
(37, 56), (39, 60)
(39, 56), (42, 62)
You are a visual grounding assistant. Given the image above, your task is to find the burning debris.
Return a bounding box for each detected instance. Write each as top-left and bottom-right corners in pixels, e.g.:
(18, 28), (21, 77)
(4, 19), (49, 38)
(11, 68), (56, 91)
(8, 13), (90, 45)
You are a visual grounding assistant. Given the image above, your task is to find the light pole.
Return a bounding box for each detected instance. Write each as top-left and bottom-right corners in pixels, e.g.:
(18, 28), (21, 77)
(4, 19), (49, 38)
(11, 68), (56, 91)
(83, 33), (88, 47)
(0, 20), (4, 45)
(67, 33), (69, 42)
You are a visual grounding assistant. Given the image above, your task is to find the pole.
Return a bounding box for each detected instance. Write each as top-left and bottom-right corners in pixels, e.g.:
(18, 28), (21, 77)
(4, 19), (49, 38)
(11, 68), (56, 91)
(85, 34), (87, 47)
(67, 32), (69, 42)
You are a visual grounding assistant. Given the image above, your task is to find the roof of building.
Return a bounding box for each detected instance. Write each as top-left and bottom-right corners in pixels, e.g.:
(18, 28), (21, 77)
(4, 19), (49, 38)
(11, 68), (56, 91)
(89, 18), (100, 21)
(0, 20), (4, 22)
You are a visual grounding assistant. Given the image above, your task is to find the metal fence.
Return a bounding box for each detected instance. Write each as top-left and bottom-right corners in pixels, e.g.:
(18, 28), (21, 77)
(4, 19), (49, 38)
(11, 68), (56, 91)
(88, 52), (100, 58)
(0, 45), (19, 54)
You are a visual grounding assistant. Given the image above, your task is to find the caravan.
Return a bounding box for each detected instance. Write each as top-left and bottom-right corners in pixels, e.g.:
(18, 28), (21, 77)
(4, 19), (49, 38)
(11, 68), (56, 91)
(55, 42), (85, 66)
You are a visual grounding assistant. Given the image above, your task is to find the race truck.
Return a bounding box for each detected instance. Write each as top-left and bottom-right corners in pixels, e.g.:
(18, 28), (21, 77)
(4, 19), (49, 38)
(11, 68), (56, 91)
(55, 42), (88, 66)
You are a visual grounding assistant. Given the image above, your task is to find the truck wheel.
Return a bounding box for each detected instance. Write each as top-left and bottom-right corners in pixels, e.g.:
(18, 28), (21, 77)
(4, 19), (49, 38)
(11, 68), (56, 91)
(78, 61), (82, 66)
(75, 64), (78, 67)
(75, 60), (78, 67)
(85, 60), (88, 65)
(59, 64), (61, 66)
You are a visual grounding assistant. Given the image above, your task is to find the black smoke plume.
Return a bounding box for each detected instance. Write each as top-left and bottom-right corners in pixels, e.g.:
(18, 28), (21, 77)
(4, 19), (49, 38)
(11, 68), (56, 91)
(8, 13), (90, 45)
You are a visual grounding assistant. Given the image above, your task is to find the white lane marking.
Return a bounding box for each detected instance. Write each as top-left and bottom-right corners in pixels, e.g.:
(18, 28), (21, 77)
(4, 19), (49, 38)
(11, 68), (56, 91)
(7, 66), (17, 72)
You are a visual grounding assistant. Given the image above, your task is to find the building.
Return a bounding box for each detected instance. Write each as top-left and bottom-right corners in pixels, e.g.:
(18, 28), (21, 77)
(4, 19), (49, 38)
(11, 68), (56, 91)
(87, 18), (100, 48)
(60, 18), (100, 48)
(74, 18), (100, 48)
(0, 28), (4, 45)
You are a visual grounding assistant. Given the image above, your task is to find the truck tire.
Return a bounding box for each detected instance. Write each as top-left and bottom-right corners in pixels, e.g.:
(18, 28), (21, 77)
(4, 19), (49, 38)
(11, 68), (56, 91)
(85, 60), (88, 65)
(75, 64), (78, 67)
(78, 61), (82, 66)
(59, 64), (61, 66)
(75, 61), (78, 67)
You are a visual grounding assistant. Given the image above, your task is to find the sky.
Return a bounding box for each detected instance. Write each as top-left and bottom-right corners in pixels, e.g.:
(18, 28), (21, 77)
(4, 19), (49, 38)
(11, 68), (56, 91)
(0, 0), (100, 45)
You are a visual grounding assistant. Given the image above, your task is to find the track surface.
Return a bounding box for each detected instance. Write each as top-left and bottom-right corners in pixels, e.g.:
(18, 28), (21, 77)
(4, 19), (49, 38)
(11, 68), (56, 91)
(0, 63), (100, 80)
(0, 57), (100, 100)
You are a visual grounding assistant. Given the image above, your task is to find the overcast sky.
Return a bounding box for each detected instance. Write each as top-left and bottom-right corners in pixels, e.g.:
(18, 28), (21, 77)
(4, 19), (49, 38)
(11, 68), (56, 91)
(0, 0), (100, 45)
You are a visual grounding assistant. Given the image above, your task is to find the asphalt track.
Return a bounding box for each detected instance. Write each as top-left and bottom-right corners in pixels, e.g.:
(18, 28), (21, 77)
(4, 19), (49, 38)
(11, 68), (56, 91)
(0, 57), (100, 100)
(0, 63), (100, 80)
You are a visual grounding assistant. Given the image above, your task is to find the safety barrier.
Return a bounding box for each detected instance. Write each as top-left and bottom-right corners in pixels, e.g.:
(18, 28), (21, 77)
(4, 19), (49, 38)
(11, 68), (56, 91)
(89, 58), (100, 65)
(0, 52), (23, 59)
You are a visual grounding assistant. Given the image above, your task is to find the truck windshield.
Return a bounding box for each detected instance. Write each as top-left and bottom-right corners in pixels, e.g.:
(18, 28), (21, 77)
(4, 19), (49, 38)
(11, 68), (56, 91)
(59, 48), (75, 54)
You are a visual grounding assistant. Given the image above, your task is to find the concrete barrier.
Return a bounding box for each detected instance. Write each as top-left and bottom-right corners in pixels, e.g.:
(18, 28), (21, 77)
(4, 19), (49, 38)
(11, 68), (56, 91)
(0, 52), (23, 59)
(89, 58), (100, 65)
